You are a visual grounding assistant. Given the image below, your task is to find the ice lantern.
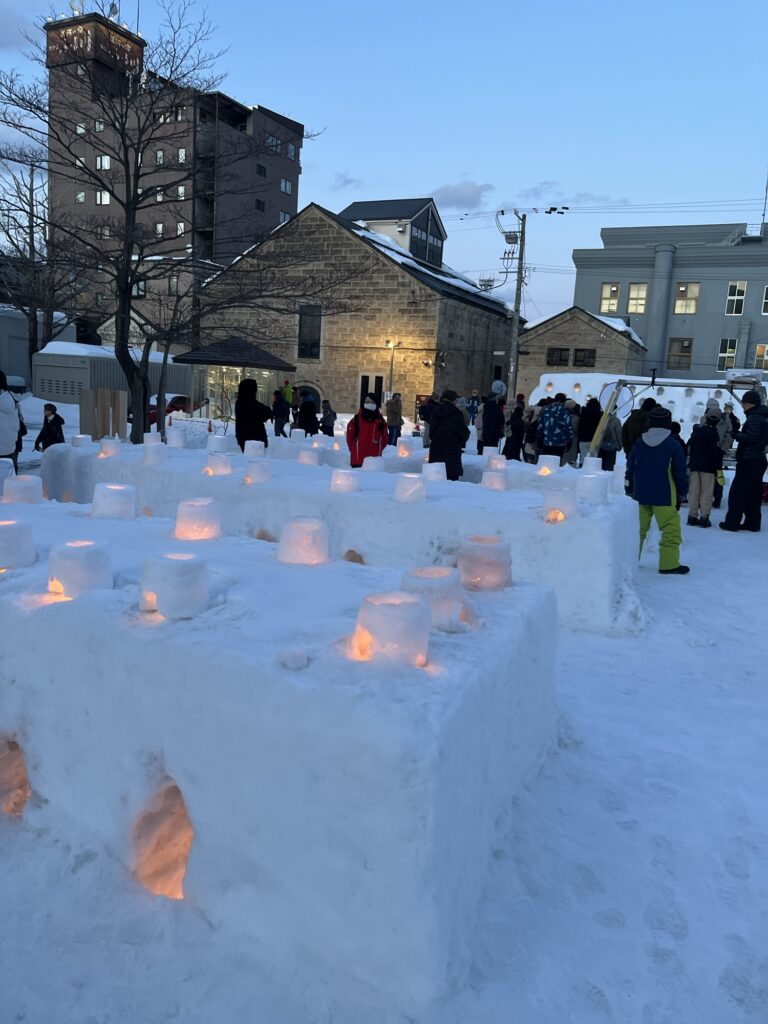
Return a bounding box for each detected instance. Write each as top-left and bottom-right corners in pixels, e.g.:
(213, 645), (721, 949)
(3, 475), (43, 504)
(99, 437), (121, 458)
(143, 442), (167, 466)
(394, 473), (426, 504)
(581, 456), (603, 474)
(330, 469), (359, 494)
(71, 434), (92, 448)
(481, 470), (507, 492)
(91, 483), (136, 519)
(140, 553), (209, 619)
(349, 591), (431, 667)
(297, 449), (320, 466)
(144, 432), (161, 446)
(0, 459), (13, 484)
(244, 440), (265, 459)
(277, 517), (330, 566)
(577, 473), (610, 505)
(165, 428), (185, 449)
(203, 453), (233, 476)
(422, 462), (447, 482)
(537, 454), (560, 477)
(486, 454), (507, 471)
(174, 498), (221, 541)
(245, 461), (271, 485)
(48, 540), (113, 598)
(206, 434), (230, 454)
(401, 567), (465, 631)
(397, 438), (413, 457)
(541, 488), (578, 523)
(457, 535), (511, 591)
(0, 520), (36, 569)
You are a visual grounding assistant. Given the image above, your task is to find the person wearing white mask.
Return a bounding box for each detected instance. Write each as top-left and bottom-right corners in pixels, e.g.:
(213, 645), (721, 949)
(346, 393), (389, 468)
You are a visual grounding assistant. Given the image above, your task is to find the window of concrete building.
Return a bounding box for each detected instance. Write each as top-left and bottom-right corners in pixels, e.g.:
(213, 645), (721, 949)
(75, 191), (86, 204)
(763, 286), (768, 314)
(427, 234), (443, 267)
(132, 279), (146, 298)
(674, 283), (699, 314)
(256, 163), (266, 177)
(280, 178), (293, 195)
(547, 347), (570, 366)
(599, 283), (619, 313)
(287, 142), (296, 160)
(94, 119), (104, 133)
(725, 280), (746, 316)
(178, 147), (187, 165)
(95, 292), (105, 306)
(96, 191), (110, 205)
(156, 190), (164, 203)
(298, 304), (322, 359)
(279, 211), (291, 224)
(627, 283), (647, 314)
(717, 338), (738, 371)
(266, 134), (280, 152)
(177, 222), (185, 236)
(76, 122), (86, 135)
(255, 198), (265, 212)
(76, 63), (86, 76)
(75, 156), (85, 168)
(667, 337), (693, 371)
(754, 344), (768, 370)
(96, 154), (110, 171)
(168, 275), (179, 296)
(573, 348), (597, 367)
(98, 225), (110, 239)
(155, 222), (164, 237)
(156, 149), (165, 166)
(177, 185), (186, 200)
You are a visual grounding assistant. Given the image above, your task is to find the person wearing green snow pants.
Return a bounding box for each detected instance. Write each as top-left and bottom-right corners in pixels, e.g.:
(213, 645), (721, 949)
(626, 406), (690, 575)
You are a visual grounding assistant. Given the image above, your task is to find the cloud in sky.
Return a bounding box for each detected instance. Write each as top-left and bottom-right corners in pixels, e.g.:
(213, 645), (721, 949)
(432, 179), (495, 210)
(516, 180), (630, 206)
(331, 171), (363, 191)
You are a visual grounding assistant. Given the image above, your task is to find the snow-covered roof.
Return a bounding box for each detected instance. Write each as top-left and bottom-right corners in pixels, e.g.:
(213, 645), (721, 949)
(0, 303), (70, 322)
(39, 340), (172, 364)
(522, 307), (646, 349)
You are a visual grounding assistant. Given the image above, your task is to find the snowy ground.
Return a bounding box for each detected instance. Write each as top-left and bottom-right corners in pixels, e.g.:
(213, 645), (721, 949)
(1, 494), (765, 1022)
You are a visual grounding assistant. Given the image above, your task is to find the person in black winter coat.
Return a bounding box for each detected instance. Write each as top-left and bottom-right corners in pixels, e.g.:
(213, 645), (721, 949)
(272, 390), (290, 437)
(481, 395), (504, 449)
(686, 414), (722, 526)
(577, 397), (602, 462)
(428, 390), (470, 480)
(502, 406), (525, 460)
(34, 403), (65, 451)
(296, 392), (319, 436)
(235, 378), (273, 451)
(721, 390), (768, 532)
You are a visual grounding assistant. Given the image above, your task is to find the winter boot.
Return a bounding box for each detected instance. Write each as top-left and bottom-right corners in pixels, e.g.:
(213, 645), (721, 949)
(659, 565), (690, 575)
(687, 515), (700, 526)
(698, 516), (711, 528)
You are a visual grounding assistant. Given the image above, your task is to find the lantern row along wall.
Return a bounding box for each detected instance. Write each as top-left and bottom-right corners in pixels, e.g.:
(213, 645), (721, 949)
(0, 500), (557, 1011)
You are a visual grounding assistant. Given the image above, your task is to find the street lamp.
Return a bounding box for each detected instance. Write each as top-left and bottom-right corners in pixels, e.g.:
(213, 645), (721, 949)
(385, 339), (403, 394)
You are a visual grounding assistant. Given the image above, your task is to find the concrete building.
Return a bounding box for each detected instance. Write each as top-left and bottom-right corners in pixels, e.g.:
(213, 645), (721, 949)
(203, 201), (512, 416)
(44, 13), (303, 265)
(0, 306), (77, 387)
(517, 307), (645, 399)
(573, 223), (768, 379)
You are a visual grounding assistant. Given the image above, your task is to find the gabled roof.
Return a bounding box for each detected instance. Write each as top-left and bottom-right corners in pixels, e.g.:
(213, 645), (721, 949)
(337, 199), (436, 223)
(521, 305), (646, 349)
(173, 338), (296, 372)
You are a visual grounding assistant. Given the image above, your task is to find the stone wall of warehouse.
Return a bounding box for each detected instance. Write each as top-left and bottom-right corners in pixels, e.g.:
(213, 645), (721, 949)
(435, 301), (513, 400)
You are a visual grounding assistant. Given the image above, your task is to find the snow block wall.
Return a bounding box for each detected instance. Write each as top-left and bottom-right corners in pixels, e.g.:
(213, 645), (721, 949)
(0, 501), (557, 1010)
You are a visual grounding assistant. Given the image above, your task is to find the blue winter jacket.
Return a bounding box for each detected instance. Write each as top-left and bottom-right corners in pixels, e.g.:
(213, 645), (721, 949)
(537, 401), (573, 447)
(626, 429), (688, 505)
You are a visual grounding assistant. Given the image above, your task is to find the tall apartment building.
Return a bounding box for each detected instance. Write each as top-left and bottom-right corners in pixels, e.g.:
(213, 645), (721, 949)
(44, 13), (303, 265)
(573, 223), (768, 379)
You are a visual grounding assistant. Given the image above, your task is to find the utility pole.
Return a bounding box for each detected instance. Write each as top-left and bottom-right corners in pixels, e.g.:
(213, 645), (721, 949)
(505, 212), (526, 401)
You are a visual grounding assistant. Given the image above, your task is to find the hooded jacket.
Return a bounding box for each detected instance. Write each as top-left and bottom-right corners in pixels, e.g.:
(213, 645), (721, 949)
(481, 397), (504, 445)
(621, 407), (651, 455)
(733, 404), (768, 462)
(699, 406), (733, 452)
(626, 428), (689, 505)
(35, 412), (66, 451)
(297, 397), (319, 436)
(346, 407), (388, 467)
(385, 396), (403, 428)
(537, 401), (573, 448)
(687, 423), (723, 474)
(0, 390), (20, 456)
(428, 400), (470, 480)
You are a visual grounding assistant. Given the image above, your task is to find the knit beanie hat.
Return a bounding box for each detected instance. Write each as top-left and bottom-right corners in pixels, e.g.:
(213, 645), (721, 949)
(648, 406), (672, 429)
(742, 390), (762, 407)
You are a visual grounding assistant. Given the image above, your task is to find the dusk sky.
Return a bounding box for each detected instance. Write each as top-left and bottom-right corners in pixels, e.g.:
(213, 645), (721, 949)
(2, 0), (766, 320)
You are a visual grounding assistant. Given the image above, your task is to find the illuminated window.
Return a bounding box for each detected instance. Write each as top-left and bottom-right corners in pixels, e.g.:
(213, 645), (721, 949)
(667, 337), (693, 371)
(627, 282), (647, 313)
(717, 338), (737, 371)
(674, 282), (699, 314)
(75, 122), (86, 135)
(132, 279), (146, 298)
(599, 282), (619, 313)
(725, 280), (746, 315)
(754, 344), (768, 370)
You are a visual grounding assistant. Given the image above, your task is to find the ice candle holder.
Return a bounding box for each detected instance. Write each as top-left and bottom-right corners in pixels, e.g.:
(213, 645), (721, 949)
(0, 459), (13, 483)
(244, 461), (271, 485)
(457, 535), (512, 591)
(165, 428), (185, 449)
(143, 442), (167, 466)
(297, 449), (320, 466)
(174, 498), (221, 541)
(581, 456), (603, 474)
(144, 432), (161, 446)
(395, 473), (426, 503)
(48, 540), (113, 598)
(361, 457), (381, 472)
(140, 554), (209, 619)
(71, 435), (92, 448)
(206, 434), (229, 454)
(536, 454), (560, 477)
(0, 519), (36, 569)
(542, 488), (578, 523)
(330, 469), (359, 494)
(422, 462), (447, 482)
(99, 437), (121, 458)
(577, 473), (610, 505)
(91, 483), (136, 519)
(244, 440), (266, 459)
(400, 566), (464, 631)
(3, 475), (43, 504)
(277, 517), (329, 565)
(396, 439), (413, 457)
(349, 591), (431, 667)
(486, 454), (507, 471)
(203, 453), (233, 476)
(481, 470), (507, 492)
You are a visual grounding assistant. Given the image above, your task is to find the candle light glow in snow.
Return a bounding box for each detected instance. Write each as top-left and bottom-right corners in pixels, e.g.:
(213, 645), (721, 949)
(203, 453), (233, 476)
(330, 469), (359, 494)
(174, 498), (221, 540)
(537, 455), (560, 476)
(542, 488), (578, 523)
(91, 483), (136, 519)
(394, 473), (426, 503)
(48, 540), (113, 598)
(140, 553), (209, 619)
(400, 566), (465, 631)
(0, 520), (36, 570)
(244, 461), (271, 485)
(0, 738), (30, 815)
(422, 462), (447, 482)
(349, 591), (431, 667)
(486, 454), (507, 471)
(481, 470), (507, 492)
(99, 437), (121, 458)
(457, 535), (512, 591)
(132, 782), (194, 900)
(298, 449), (320, 466)
(397, 439), (413, 457)
(3, 475), (43, 504)
(206, 434), (229, 454)
(277, 517), (330, 565)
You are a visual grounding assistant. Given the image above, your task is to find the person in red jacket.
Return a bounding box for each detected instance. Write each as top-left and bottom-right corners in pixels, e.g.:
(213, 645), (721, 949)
(346, 393), (389, 468)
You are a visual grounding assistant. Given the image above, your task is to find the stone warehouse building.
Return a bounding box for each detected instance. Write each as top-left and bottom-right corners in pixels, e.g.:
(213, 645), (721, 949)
(573, 223), (768, 379)
(203, 200), (513, 416)
(517, 307), (645, 398)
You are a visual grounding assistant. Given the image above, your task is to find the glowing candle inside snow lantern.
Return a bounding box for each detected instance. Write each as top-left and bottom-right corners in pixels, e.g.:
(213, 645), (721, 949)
(422, 462), (447, 482)
(99, 437), (121, 458)
(332, 441), (341, 451)
(3, 475), (43, 504)
(91, 482), (136, 519)
(397, 439), (413, 457)
(0, 520), (36, 569)
(140, 553), (209, 619)
(400, 566), (465, 631)
(541, 488), (578, 523)
(537, 454), (560, 476)
(243, 440), (265, 459)
(481, 470), (507, 492)
(143, 442), (167, 466)
(330, 469), (359, 494)
(297, 448), (320, 466)
(486, 454), (507, 471)
(349, 591), (431, 667)
(245, 461), (271, 485)
(203, 453), (233, 476)
(47, 540), (113, 598)
(71, 434), (92, 448)
(395, 473), (426, 503)
(456, 535), (511, 591)
(276, 517), (329, 565)
(174, 498), (221, 541)
(577, 473), (610, 505)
